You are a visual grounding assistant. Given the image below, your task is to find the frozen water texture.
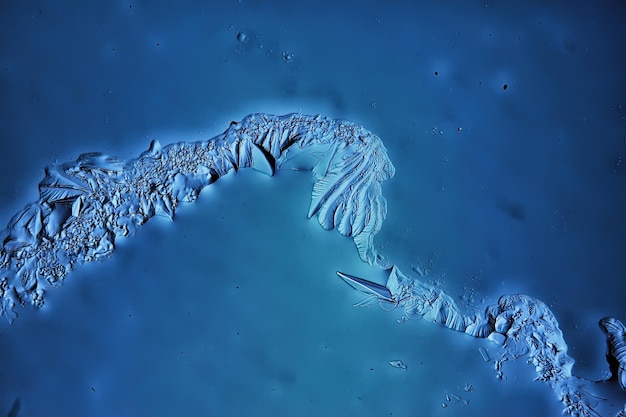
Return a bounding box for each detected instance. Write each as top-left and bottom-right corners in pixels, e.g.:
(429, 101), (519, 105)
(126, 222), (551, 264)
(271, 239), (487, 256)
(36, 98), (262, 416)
(0, 113), (393, 321)
(0, 113), (624, 416)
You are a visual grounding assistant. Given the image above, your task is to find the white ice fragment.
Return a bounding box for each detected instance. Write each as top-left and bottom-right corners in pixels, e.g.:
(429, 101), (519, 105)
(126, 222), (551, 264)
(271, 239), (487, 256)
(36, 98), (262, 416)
(488, 332), (506, 346)
(71, 195), (83, 217)
(465, 316), (494, 338)
(494, 315), (511, 333)
(250, 143), (275, 176)
(38, 166), (90, 203)
(142, 139), (162, 158)
(385, 265), (410, 297)
(479, 347), (490, 362)
(388, 360), (407, 371)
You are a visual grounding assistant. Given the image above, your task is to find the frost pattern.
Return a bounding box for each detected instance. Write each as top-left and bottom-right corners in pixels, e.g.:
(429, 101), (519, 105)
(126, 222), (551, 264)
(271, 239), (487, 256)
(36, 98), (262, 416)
(0, 113), (394, 322)
(385, 264), (624, 416)
(0, 113), (623, 416)
(600, 317), (626, 391)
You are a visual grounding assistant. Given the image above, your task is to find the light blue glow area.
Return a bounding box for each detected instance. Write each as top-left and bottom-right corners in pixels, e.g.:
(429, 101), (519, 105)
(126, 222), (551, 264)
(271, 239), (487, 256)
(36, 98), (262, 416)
(1, 1), (625, 416)
(0, 171), (564, 417)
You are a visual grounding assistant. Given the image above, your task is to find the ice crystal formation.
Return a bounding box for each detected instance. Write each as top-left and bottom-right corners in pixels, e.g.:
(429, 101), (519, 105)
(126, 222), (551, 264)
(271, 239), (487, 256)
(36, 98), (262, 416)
(0, 113), (623, 416)
(0, 113), (393, 319)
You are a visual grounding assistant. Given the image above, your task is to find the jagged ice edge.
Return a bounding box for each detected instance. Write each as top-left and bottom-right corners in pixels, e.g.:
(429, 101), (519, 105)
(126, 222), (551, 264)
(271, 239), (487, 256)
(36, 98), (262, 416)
(0, 113), (394, 320)
(386, 265), (626, 417)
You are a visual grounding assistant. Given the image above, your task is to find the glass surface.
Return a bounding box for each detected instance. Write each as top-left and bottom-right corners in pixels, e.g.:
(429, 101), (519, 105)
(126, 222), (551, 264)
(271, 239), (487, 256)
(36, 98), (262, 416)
(1, 1), (625, 416)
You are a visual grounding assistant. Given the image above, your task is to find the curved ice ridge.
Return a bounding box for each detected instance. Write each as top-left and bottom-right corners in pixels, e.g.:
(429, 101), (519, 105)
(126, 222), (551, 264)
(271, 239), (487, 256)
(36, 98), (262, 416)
(600, 317), (626, 391)
(385, 265), (625, 416)
(0, 113), (394, 321)
(0, 113), (623, 416)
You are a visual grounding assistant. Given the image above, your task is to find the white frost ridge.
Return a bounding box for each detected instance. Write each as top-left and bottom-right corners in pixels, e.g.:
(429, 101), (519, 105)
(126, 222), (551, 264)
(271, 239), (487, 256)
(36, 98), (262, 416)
(0, 113), (394, 321)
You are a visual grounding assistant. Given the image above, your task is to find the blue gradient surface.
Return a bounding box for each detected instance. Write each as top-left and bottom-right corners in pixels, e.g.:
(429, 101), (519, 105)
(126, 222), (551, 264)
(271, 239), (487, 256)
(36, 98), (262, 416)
(1, 1), (625, 416)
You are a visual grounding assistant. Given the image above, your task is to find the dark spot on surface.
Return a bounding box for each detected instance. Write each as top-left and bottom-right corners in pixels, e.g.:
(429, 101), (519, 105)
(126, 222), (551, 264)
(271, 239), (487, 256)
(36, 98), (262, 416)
(91, 387), (96, 392)
(503, 84), (508, 90)
(434, 71), (439, 76)
(500, 201), (526, 222)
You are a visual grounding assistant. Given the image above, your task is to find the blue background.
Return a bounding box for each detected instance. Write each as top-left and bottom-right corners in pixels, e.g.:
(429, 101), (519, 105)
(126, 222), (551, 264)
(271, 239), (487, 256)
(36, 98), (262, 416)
(1, 1), (625, 416)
